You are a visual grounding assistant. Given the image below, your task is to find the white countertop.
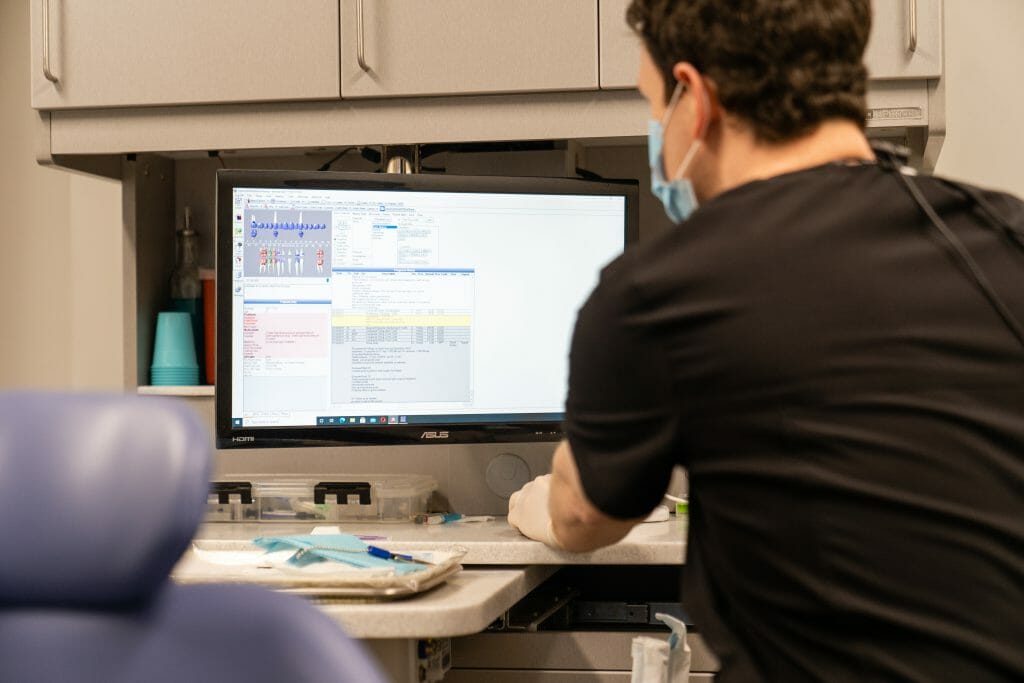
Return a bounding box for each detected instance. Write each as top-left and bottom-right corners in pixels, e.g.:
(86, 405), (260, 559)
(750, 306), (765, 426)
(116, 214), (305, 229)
(194, 516), (687, 565)
(315, 565), (557, 638)
(181, 517), (686, 640)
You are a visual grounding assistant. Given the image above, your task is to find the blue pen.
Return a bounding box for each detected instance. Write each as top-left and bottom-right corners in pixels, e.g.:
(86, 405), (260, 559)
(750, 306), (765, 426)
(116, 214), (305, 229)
(294, 543), (432, 565)
(366, 545), (432, 564)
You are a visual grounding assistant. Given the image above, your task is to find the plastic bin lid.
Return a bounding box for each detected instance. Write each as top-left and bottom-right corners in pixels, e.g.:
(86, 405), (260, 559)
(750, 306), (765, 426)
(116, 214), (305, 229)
(218, 474), (437, 497)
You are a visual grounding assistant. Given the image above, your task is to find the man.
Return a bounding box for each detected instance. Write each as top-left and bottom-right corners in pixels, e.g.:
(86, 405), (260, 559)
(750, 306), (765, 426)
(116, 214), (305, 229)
(508, 1), (1024, 681)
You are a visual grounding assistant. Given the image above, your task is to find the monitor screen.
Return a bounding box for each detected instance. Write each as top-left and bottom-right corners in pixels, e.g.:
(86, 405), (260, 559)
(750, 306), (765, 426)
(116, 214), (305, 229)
(216, 170), (638, 448)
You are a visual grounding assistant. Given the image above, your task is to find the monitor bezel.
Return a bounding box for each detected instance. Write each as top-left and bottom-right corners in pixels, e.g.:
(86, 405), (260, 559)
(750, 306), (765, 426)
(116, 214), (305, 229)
(215, 169), (640, 449)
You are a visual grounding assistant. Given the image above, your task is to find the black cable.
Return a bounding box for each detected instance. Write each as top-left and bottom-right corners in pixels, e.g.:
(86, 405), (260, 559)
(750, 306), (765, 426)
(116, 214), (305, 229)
(893, 165), (1024, 351)
(317, 147), (357, 172)
(939, 178), (1024, 249)
(356, 146), (385, 172)
(361, 147), (383, 165)
(207, 150), (226, 169)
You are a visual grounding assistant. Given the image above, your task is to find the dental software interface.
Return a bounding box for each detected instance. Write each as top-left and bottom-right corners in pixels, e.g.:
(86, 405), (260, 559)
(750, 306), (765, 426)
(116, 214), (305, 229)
(230, 187), (626, 428)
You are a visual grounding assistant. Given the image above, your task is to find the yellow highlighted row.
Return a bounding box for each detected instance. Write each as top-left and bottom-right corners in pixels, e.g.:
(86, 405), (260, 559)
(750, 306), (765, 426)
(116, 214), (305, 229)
(332, 314), (472, 327)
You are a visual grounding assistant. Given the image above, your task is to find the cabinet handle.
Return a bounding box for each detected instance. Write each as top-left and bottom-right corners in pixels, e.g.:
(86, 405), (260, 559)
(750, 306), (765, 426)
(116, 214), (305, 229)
(907, 0), (918, 53)
(41, 0), (58, 83)
(356, 0), (370, 72)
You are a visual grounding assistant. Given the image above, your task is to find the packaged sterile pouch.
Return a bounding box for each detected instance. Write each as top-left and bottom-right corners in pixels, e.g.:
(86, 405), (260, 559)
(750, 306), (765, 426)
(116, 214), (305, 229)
(631, 612), (691, 683)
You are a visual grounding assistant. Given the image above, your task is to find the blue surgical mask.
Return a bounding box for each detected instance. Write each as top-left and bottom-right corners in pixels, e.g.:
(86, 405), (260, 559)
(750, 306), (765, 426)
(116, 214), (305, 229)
(648, 82), (705, 223)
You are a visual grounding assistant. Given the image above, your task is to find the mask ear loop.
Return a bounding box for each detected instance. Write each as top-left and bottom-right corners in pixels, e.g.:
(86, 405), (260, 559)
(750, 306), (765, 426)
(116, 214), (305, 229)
(655, 82), (688, 180)
(668, 79), (712, 181)
(660, 81), (687, 128)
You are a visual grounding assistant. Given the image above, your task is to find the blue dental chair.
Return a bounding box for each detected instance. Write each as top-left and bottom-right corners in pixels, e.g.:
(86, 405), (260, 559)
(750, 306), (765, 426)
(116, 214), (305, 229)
(0, 392), (389, 683)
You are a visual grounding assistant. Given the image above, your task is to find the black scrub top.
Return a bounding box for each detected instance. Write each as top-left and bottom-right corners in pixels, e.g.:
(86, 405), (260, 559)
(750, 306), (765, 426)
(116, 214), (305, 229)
(565, 162), (1024, 683)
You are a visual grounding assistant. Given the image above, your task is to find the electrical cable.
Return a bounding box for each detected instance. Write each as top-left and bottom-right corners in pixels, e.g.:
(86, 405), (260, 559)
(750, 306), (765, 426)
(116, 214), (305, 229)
(316, 147), (357, 172)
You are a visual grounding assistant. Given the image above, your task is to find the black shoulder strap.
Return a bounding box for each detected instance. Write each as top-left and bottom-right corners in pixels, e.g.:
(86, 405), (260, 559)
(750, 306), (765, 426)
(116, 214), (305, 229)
(939, 178), (1024, 249)
(870, 142), (1024, 352)
(870, 140), (911, 172)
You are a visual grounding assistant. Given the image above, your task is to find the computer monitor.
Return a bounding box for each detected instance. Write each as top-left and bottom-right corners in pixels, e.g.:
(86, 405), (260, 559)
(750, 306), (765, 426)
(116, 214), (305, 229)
(216, 170), (638, 449)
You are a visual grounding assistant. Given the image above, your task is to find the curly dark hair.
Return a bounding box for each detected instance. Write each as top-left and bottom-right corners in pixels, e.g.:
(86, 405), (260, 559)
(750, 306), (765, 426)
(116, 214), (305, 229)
(627, 0), (872, 143)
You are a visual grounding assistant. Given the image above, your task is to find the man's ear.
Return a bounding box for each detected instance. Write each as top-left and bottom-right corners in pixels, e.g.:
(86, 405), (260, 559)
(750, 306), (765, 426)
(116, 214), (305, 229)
(671, 62), (718, 139)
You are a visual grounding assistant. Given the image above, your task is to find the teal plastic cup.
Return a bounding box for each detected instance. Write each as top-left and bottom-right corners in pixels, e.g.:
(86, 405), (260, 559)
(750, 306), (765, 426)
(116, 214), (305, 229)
(151, 311), (199, 384)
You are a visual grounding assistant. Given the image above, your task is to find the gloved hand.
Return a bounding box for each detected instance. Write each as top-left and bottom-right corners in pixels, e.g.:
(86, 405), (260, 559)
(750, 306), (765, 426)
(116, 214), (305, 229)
(507, 474), (564, 549)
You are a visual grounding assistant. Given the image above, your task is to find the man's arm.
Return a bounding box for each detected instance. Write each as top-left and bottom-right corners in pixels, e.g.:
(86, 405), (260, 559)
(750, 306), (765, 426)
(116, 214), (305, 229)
(507, 440), (646, 551)
(548, 439), (646, 551)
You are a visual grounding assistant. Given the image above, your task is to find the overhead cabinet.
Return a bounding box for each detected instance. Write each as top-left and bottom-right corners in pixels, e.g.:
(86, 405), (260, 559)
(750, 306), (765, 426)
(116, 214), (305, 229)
(30, 0), (939, 110)
(31, 0), (598, 109)
(31, 0), (341, 109)
(340, 0), (599, 98)
(598, 0), (637, 90)
(32, 0), (943, 168)
(864, 0), (942, 79)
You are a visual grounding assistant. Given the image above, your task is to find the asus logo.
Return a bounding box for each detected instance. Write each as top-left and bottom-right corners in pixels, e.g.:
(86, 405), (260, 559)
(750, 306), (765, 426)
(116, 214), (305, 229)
(232, 436), (255, 443)
(420, 431), (449, 440)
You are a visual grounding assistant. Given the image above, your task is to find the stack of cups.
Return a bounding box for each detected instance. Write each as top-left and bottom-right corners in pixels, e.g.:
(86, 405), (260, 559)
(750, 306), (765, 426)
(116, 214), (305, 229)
(151, 311), (199, 386)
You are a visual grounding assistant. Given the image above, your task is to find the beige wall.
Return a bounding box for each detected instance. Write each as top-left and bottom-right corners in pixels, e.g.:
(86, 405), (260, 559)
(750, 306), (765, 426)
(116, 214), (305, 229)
(0, 0), (122, 390)
(1, 0), (70, 388)
(933, 0), (1024, 198)
(67, 168), (123, 388)
(1, 0), (1022, 389)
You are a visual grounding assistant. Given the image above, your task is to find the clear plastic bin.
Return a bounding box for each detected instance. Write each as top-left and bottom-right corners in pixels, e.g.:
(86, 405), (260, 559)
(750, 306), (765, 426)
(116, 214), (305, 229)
(206, 474), (437, 523)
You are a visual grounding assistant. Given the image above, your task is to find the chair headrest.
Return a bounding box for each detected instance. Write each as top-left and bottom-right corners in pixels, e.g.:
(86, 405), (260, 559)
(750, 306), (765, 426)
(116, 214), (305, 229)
(0, 392), (211, 607)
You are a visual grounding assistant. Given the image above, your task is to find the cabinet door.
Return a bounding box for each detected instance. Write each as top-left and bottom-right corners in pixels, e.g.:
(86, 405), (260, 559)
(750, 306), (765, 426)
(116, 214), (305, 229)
(597, 0), (942, 89)
(599, 0), (639, 89)
(31, 0), (340, 109)
(341, 0), (598, 98)
(865, 0), (942, 79)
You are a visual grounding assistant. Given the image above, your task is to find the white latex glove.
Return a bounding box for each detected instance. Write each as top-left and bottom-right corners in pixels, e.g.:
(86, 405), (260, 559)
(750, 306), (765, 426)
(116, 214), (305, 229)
(507, 474), (564, 549)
